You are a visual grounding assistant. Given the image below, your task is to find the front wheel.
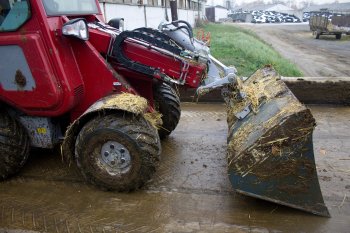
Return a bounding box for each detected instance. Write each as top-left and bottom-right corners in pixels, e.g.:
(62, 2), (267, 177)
(75, 113), (161, 191)
(154, 83), (181, 139)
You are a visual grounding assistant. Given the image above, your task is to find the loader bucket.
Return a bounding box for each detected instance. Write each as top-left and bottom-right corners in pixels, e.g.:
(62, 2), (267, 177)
(224, 67), (330, 217)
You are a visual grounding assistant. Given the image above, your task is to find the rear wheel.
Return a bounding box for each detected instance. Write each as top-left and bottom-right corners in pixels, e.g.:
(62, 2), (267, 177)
(0, 111), (30, 180)
(75, 113), (161, 191)
(154, 83), (181, 139)
(336, 33), (342, 40)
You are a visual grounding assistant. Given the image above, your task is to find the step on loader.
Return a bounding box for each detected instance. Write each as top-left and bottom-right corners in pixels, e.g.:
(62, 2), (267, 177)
(0, 0), (328, 216)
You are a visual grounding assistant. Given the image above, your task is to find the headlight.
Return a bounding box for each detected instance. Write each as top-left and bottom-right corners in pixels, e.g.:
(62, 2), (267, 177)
(62, 18), (89, 41)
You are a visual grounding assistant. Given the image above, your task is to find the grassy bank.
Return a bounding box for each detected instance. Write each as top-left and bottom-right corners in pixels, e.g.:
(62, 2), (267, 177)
(197, 24), (303, 77)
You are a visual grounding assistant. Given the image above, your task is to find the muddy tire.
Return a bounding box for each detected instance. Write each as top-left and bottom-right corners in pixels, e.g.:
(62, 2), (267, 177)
(0, 111), (30, 180)
(75, 113), (161, 191)
(154, 83), (181, 139)
(315, 32), (320, 39)
(336, 33), (342, 40)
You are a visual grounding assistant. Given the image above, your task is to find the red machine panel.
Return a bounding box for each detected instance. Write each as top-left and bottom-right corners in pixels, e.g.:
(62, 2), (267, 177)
(0, 33), (63, 111)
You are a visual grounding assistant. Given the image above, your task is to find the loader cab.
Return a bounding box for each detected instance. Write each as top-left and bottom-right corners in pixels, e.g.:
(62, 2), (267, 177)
(0, 0), (163, 192)
(0, 0), (118, 119)
(0, 0), (102, 32)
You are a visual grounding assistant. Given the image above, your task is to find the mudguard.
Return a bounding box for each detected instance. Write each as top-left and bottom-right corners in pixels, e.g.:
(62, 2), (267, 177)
(61, 93), (149, 164)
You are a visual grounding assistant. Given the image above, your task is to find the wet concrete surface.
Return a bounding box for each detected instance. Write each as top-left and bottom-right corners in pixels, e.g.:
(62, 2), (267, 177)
(0, 103), (349, 232)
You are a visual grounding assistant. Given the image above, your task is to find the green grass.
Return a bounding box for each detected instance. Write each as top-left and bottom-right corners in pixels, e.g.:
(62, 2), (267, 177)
(196, 24), (303, 77)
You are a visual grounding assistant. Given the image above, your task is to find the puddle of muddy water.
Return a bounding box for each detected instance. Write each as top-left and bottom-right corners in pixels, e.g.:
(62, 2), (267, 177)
(0, 103), (349, 232)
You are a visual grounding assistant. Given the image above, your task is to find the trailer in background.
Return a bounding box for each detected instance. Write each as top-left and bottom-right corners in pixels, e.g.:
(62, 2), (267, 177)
(205, 6), (228, 22)
(309, 11), (350, 39)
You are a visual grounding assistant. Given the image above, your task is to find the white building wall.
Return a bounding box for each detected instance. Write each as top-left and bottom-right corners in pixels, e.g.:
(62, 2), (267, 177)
(178, 9), (196, 26)
(215, 7), (228, 22)
(101, 4), (145, 29)
(143, 6), (168, 28)
(100, 3), (200, 30)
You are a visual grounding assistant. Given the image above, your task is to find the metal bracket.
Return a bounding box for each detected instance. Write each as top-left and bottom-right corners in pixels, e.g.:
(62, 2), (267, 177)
(235, 104), (252, 120)
(196, 73), (236, 96)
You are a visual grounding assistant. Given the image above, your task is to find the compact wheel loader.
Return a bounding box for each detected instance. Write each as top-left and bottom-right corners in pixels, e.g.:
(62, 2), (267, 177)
(0, 0), (329, 216)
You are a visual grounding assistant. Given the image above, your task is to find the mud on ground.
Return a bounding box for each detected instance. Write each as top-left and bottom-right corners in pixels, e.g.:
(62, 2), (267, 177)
(234, 23), (350, 77)
(0, 103), (349, 232)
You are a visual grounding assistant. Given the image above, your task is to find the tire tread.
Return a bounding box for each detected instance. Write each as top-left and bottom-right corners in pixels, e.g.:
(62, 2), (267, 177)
(154, 83), (181, 139)
(0, 111), (30, 180)
(75, 113), (161, 191)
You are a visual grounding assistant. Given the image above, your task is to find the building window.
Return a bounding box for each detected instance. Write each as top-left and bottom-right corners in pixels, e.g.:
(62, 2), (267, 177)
(148, 0), (158, 6)
(178, 0), (184, 9)
(161, 0), (170, 7)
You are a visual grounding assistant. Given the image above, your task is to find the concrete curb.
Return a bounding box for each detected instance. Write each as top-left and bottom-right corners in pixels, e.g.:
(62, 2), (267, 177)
(179, 77), (350, 105)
